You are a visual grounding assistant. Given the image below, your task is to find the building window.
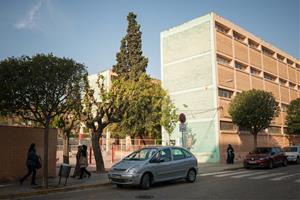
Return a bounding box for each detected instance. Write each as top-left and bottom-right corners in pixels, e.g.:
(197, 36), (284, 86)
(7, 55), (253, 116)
(289, 82), (296, 89)
(268, 126), (281, 134)
(217, 55), (231, 66)
(281, 104), (288, 112)
(287, 59), (294, 66)
(248, 39), (259, 49)
(233, 31), (245, 42)
(298, 85), (300, 91)
(262, 47), (274, 57)
(220, 121), (235, 131)
(238, 126), (250, 134)
(250, 67), (261, 76)
(218, 88), (233, 99)
(263, 73), (276, 81)
(277, 54), (285, 62)
(279, 78), (287, 86)
(235, 61), (246, 71)
(215, 22), (229, 34)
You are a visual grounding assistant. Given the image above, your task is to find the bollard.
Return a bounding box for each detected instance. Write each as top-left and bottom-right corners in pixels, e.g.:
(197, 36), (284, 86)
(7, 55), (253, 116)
(58, 163), (71, 186)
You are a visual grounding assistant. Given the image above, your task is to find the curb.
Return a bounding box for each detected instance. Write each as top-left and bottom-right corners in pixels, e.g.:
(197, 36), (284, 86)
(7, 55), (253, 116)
(0, 182), (110, 199)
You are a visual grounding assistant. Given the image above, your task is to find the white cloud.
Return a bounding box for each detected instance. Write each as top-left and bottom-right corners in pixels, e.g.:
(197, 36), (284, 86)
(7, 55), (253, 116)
(15, 0), (44, 30)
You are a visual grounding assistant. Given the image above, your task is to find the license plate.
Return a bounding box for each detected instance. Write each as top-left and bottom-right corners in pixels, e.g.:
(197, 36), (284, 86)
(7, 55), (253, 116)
(248, 161), (256, 164)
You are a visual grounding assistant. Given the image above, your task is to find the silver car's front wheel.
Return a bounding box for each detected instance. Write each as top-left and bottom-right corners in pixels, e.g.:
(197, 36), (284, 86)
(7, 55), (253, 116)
(186, 169), (196, 183)
(140, 173), (151, 190)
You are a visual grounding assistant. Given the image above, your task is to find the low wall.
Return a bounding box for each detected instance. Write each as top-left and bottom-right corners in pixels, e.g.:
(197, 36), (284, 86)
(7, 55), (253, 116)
(0, 126), (57, 182)
(220, 132), (300, 163)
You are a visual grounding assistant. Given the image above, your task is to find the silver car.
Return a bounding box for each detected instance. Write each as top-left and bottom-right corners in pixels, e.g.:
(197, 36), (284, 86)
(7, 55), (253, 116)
(108, 146), (198, 189)
(284, 146), (300, 164)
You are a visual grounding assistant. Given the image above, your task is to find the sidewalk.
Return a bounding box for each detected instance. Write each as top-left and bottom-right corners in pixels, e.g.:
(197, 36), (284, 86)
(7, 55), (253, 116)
(0, 162), (243, 199)
(0, 166), (109, 199)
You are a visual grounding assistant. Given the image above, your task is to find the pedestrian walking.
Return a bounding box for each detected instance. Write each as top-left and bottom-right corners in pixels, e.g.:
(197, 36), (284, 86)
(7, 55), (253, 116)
(78, 145), (91, 179)
(20, 143), (41, 186)
(71, 145), (82, 178)
(226, 144), (235, 164)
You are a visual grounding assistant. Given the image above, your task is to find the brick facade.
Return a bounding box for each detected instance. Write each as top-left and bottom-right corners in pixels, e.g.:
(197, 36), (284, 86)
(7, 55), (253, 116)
(0, 126), (57, 182)
(220, 132), (300, 163)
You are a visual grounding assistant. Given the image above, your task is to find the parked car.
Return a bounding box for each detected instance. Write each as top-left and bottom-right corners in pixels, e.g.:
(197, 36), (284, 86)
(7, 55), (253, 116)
(108, 146), (198, 189)
(243, 147), (288, 169)
(283, 146), (300, 164)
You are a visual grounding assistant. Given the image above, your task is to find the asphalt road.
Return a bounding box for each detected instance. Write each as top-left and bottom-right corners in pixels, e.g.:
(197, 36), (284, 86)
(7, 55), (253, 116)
(20, 164), (300, 200)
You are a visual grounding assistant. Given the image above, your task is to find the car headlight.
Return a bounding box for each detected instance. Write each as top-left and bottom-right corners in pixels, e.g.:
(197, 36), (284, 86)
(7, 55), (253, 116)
(126, 168), (138, 174)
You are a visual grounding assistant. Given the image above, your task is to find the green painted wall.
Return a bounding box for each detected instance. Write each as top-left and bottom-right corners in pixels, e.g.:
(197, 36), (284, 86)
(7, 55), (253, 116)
(161, 13), (220, 162)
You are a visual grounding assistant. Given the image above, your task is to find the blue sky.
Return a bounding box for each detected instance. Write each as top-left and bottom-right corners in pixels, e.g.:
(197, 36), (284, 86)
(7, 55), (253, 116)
(0, 0), (299, 79)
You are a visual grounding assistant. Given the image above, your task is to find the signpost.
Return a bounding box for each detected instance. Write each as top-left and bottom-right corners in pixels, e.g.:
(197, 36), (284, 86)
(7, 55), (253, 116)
(179, 113), (186, 147)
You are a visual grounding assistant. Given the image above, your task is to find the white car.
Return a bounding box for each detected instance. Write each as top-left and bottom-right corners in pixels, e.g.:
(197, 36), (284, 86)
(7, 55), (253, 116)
(284, 146), (300, 164)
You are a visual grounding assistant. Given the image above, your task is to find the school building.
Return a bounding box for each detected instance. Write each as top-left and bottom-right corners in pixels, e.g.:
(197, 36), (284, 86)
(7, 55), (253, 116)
(160, 12), (300, 163)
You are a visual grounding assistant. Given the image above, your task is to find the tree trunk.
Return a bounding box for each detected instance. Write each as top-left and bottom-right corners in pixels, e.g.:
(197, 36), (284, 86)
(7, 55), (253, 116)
(43, 118), (50, 188)
(63, 132), (70, 164)
(91, 131), (105, 173)
(139, 133), (146, 145)
(253, 133), (258, 150)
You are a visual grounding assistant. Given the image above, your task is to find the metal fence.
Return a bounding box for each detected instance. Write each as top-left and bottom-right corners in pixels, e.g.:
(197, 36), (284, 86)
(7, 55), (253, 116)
(56, 138), (162, 169)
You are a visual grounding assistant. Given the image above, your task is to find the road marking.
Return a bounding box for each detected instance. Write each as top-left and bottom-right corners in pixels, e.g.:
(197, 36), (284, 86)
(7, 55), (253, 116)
(214, 171), (250, 177)
(250, 172), (286, 180)
(270, 173), (300, 181)
(198, 171), (238, 176)
(0, 184), (13, 187)
(295, 179), (300, 183)
(231, 171), (268, 178)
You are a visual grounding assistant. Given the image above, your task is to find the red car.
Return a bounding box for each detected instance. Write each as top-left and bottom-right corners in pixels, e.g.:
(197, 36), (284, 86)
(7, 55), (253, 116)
(244, 147), (288, 169)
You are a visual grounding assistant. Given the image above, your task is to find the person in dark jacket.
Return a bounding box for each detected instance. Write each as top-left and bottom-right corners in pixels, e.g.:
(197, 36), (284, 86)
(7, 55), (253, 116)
(226, 144), (235, 164)
(78, 145), (91, 179)
(71, 145), (82, 178)
(20, 143), (39, 186)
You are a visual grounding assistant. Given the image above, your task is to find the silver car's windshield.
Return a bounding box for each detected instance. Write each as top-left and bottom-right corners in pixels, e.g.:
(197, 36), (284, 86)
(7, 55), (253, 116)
(124, 148), (158, 161)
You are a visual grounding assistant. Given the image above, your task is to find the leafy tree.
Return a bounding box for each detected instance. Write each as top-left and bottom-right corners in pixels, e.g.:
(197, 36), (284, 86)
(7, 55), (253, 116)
(0, 54), (87, 187)
(161, 95), (178, 141)
(229, 89), (279, 149)
(82, 74), (121, 173)
(110, 12), (177, 144)
(112, 12), (148, 80)
(110, 74), (177, 144)
(286, 98), (300, 135)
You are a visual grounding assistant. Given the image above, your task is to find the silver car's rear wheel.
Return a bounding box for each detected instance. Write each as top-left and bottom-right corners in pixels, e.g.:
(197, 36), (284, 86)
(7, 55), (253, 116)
(140, 173), (151, 190)
(186, 169), (196, 183)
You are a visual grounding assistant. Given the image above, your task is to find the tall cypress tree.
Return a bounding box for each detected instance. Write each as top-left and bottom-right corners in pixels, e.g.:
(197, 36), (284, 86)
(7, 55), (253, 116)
(113, 12), (148, 79)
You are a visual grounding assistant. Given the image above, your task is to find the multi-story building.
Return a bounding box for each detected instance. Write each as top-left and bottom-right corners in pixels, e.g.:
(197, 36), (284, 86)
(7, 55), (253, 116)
(161, 12), (300, 163)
